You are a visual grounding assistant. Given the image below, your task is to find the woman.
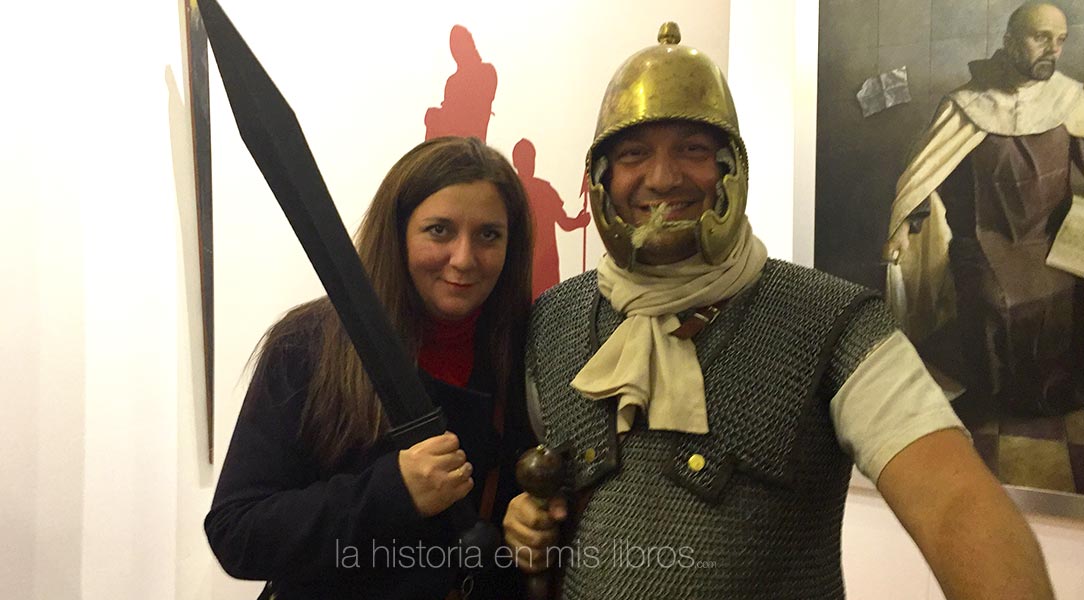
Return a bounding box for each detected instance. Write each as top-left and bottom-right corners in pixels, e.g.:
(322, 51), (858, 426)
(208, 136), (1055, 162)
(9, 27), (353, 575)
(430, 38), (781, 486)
(206, 137), (535, 599)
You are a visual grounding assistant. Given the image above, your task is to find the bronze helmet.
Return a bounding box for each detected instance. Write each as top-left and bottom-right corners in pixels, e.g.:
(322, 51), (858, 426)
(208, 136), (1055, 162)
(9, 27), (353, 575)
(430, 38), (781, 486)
(587, 22), (749, 269)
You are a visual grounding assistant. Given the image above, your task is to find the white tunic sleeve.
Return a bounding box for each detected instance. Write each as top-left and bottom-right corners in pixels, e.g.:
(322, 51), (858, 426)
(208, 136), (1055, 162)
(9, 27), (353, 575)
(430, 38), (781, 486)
(829, 330), (965, 484)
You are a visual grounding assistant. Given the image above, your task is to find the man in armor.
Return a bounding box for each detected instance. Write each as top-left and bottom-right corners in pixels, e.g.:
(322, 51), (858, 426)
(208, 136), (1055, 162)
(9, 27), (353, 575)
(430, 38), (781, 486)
(503, 22), (1054, 599)
(884, 2), (1084, 417)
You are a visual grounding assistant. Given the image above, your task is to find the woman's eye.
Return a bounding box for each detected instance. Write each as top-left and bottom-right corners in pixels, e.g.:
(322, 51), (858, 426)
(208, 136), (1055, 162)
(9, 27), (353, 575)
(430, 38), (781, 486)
(480, 229), (503, 242)
(425, 224), (448, 237)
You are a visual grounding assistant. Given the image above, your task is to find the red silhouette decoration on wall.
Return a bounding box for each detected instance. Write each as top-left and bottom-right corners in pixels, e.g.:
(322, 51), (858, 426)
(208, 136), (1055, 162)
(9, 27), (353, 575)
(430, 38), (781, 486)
(423, 27), (590, 297)
(513, 138), (591, 299)
(424, 25), (498, 141)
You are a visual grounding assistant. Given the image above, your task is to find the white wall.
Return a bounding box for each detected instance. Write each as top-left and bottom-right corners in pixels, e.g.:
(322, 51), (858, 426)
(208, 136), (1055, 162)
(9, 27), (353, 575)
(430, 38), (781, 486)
(728, 0), (818, 266)
(2, 0), (206, 598)
(1, 20), (86, 595)
(729, 3), (1084, 599)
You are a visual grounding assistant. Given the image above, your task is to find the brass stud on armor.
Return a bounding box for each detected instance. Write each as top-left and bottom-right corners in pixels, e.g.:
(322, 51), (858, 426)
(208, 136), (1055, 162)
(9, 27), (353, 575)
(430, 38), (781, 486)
(687, 453), (706, 472)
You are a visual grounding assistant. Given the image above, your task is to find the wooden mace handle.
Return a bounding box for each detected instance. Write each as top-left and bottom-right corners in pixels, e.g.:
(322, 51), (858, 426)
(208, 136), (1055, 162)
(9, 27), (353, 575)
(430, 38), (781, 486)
(515, 445), (565, 600)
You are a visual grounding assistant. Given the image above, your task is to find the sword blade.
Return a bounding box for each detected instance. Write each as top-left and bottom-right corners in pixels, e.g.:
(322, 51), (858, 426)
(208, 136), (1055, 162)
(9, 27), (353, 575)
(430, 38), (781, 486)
(198, 0), (433, 429)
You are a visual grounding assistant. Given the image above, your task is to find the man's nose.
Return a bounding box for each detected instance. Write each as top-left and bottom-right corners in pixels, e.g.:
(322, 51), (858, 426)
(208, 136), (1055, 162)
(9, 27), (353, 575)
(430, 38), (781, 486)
(645, 154), (682, 193)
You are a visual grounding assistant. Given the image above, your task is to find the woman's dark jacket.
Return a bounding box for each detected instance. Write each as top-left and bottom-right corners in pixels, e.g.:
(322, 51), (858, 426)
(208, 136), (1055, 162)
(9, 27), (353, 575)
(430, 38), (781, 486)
(205, 313), (533, 599)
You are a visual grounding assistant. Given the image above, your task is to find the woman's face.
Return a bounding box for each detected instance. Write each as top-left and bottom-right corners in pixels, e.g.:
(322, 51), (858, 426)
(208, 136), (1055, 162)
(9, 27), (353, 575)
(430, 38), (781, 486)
(405, 180), (509, 321)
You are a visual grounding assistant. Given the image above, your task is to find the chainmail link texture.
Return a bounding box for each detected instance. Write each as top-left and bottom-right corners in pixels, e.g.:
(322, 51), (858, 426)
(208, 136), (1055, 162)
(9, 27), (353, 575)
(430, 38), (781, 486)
(527, 259), (897, 599)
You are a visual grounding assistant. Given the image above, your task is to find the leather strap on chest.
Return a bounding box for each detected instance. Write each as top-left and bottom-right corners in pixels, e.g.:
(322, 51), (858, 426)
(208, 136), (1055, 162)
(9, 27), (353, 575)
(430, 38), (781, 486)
(478, 385), (507, 521)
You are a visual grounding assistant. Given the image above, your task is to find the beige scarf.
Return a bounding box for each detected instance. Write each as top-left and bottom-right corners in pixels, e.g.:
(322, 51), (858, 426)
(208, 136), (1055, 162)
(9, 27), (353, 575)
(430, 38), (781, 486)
(571, 219), (767, 434)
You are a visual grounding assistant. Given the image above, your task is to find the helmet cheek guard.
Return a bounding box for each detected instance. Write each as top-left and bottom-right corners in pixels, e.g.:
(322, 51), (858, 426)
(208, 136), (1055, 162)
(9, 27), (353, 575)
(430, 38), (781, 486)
(588, 178), (637, 269)
(697, 141), (748, 264)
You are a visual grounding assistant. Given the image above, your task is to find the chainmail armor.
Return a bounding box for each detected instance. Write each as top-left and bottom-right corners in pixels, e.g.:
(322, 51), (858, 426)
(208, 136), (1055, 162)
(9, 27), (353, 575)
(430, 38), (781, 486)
(527, 259), (898, 599)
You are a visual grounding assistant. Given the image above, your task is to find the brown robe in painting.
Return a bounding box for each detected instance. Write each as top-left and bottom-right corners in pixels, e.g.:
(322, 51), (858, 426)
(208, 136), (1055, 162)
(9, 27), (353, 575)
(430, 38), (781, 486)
(938, 127), (1084, 415)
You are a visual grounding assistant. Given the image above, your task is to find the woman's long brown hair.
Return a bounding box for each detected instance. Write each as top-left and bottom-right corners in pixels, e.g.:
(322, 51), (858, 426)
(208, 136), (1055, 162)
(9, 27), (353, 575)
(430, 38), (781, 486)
(255, 137), (533, 472)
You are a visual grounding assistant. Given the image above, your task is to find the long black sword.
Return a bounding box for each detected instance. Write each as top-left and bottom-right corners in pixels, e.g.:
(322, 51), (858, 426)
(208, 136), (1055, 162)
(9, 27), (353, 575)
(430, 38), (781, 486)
(198, 0), (497, 550)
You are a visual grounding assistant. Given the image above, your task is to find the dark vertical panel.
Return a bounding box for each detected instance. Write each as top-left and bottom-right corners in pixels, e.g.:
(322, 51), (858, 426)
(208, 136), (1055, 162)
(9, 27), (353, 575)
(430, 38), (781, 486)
(186, 0), (214, 463)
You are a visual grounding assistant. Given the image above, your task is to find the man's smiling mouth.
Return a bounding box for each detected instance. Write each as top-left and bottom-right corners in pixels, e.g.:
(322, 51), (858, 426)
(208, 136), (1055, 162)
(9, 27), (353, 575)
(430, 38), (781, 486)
(635, 200), (697, 214)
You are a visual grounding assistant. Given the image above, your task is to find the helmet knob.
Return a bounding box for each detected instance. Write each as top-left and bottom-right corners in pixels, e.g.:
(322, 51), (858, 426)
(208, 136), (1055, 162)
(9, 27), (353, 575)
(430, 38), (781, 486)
(658, 22), (681, 45)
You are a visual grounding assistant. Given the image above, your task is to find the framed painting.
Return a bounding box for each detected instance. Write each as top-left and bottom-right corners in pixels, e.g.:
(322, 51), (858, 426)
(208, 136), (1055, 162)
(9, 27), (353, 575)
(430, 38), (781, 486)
(815, 0), (1084, 518)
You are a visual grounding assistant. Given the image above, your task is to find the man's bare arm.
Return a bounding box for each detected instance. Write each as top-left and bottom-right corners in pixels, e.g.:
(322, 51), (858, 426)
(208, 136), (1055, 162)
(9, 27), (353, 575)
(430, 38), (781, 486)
(876, 428), (1054, 599)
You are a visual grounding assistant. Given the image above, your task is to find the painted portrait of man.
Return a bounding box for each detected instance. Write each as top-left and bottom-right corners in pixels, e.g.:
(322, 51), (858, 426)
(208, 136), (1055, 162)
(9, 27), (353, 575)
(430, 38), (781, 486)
(816, 0), (1084, 496)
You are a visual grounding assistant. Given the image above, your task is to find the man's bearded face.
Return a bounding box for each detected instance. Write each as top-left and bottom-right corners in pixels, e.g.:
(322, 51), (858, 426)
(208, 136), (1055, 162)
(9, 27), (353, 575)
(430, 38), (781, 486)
(1005, 5), (1067, 81)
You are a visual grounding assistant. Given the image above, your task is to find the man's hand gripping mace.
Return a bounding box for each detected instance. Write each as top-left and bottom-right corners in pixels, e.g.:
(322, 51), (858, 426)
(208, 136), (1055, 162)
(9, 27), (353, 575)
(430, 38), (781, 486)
(516, 445), (566, 600)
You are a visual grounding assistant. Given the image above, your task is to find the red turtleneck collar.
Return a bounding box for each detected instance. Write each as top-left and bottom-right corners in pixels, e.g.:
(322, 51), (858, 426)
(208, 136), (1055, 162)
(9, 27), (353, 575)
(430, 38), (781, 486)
(417, 309), (480, 388)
